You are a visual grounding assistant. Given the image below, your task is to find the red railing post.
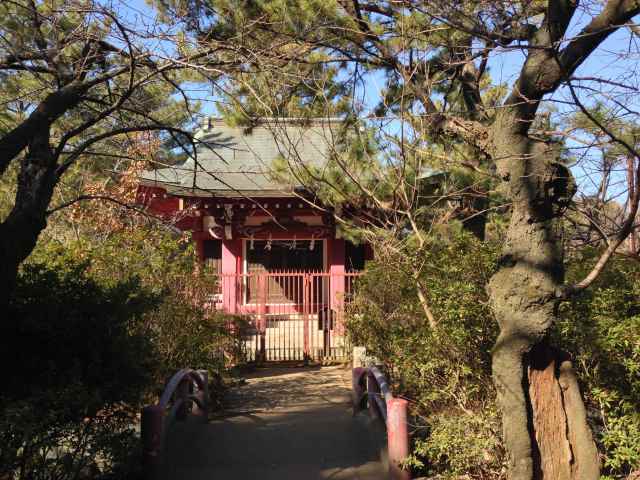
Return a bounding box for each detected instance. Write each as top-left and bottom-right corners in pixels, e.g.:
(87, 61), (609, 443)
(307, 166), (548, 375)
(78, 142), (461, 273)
(141, 404), (164, 480)
(258, 274), (267, 362)
(303, 273), (310, 361)
(210, 270), (361, 362)
(141, 369), (212, 479)
(387, 398), (410, 480)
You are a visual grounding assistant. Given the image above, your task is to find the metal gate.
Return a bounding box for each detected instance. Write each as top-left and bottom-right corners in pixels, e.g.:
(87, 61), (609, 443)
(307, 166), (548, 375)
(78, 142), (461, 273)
(214, 272), (360, 362)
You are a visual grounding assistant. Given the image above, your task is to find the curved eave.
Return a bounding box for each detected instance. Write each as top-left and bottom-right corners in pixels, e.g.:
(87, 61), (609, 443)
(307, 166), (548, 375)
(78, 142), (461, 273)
(139, 177), (302, 198)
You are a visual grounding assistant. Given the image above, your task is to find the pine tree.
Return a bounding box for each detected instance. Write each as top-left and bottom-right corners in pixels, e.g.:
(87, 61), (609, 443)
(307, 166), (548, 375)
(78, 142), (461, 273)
(154, 1), (640, 478)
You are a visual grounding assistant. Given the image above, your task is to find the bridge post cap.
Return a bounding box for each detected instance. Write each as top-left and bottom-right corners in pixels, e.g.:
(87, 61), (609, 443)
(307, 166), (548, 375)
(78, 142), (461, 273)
(387, 397), (408, 407)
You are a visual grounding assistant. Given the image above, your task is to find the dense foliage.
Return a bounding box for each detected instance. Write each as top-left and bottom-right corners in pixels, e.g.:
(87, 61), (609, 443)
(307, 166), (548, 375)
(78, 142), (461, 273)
(1, 1), (638, 478)
(0, 232), (242, 480)
(347, 230), (504, 478)
(559, 252), (640, 479)
(157, 1), (640, 477)
(0, 258), (155, 479)
(348, 231), (640, 479)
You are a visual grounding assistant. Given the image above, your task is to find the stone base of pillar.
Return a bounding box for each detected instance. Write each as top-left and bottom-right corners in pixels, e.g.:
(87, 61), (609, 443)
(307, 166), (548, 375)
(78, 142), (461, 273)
(353, 346), (367, 368)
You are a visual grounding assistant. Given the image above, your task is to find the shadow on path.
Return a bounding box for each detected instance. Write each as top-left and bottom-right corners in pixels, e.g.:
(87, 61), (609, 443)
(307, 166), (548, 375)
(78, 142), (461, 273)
(165, 365), (388, 479)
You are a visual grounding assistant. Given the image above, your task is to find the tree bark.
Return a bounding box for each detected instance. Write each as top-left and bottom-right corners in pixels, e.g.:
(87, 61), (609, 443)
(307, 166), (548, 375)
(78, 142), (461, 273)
(0, 130), (58, 310)
(0, 83), (84, 176)
(528, 344), (600, 480)
(488, 118), (599, 480)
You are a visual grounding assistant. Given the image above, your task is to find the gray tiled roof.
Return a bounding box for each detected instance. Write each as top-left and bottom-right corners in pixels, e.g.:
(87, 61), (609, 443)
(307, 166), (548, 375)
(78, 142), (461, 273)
(139, 118), (339, 197)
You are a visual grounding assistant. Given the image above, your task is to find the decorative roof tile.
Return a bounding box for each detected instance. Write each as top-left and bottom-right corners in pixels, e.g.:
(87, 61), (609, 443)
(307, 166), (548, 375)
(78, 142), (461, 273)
(139, 118), (340, 197)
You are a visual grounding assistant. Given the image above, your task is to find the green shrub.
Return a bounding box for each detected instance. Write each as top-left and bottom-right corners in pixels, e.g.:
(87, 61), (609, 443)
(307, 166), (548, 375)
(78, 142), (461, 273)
(557, 251), (640, 478)
(347, 230), (503, 478)
(0, 232), (240, 479)
(410, 408), (503, 478)
(0, 258), (156, 480)
(0, 390), (143, 480)
(145, 289), (250, 382)
(349, 234), (640, 479)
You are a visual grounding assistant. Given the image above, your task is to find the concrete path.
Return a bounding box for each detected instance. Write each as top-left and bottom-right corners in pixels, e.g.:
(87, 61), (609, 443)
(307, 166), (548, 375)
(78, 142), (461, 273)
(165, 365), (388, 479)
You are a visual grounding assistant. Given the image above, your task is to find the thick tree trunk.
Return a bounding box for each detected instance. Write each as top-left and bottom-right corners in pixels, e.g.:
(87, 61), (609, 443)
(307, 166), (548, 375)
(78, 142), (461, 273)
(528, 344), (600, 480)
(0, 131), (58, 310)
(488, 123), (599, 480)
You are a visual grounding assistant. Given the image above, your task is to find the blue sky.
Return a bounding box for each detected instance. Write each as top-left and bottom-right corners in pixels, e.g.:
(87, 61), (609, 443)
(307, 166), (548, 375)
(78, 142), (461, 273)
(113, 0), (639, 198)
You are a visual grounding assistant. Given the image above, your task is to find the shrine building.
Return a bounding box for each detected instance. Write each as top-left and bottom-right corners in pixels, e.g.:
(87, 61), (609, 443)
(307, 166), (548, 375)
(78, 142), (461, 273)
(136, 118), (371, 360)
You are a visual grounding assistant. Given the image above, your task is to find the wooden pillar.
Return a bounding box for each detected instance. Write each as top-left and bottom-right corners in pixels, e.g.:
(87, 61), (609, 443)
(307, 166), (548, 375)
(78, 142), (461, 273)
(222, 238), (241, 313)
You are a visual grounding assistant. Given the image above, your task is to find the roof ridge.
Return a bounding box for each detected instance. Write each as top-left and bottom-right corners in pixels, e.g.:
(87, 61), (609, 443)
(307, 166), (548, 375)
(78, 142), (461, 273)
(199, 116), (343, 129)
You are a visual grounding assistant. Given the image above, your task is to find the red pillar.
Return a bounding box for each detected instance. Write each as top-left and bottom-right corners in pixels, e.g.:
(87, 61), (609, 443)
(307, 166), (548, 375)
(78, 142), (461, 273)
(222, 238), (241, 313)
(303, 273), (310, 360)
